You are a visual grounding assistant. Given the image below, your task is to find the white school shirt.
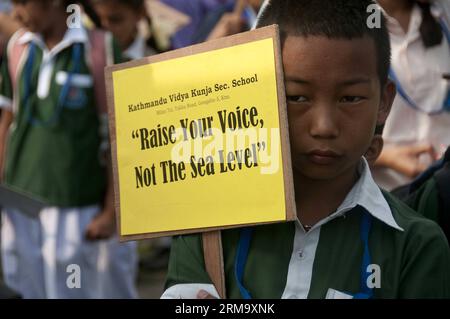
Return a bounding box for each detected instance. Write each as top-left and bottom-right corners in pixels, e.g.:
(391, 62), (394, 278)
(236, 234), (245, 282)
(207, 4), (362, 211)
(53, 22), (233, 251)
(123, 34), (157, 61)
(373, 1), (450, 190)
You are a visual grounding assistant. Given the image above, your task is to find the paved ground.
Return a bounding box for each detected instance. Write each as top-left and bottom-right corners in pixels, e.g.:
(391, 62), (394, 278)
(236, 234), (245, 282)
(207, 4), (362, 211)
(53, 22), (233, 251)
(136, 239), (170, 298)
(137, 268), (168, 299)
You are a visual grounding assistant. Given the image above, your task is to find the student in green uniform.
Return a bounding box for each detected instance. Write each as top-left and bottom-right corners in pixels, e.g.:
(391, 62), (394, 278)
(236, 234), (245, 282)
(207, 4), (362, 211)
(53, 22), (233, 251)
(162, 0), (450, 299)
(0, 0), (137, 298)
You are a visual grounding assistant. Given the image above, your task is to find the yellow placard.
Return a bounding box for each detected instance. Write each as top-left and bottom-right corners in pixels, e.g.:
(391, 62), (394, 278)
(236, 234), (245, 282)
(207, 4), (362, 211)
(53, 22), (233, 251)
(107, 26), (295, 239)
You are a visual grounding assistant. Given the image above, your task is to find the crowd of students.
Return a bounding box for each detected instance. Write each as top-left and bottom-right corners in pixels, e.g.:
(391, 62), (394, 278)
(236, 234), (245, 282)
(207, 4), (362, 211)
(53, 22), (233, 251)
(0, 0), (449, 299)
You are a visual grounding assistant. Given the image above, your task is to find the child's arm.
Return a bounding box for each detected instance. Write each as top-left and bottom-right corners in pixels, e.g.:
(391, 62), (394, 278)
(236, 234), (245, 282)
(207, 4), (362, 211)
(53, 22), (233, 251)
(85, 158), (116, 241)
(84, 34), (123, 241)
(161, 234), (220, 299)
(206, 0), (247, 41)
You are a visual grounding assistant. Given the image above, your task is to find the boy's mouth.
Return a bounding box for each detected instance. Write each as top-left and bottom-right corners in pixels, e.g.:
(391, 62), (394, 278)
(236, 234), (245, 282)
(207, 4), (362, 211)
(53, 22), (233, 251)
(306, 149), (342, 165)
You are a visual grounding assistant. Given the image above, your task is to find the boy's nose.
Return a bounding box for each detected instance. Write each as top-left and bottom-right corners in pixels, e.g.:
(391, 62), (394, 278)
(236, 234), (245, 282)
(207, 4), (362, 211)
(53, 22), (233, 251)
(309, 105), (339, 139)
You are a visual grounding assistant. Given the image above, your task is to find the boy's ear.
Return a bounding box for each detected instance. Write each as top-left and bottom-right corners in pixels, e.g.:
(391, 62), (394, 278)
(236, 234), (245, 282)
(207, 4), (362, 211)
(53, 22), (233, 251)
(365, 134), (384, 166)
(377, 79), (396, 126)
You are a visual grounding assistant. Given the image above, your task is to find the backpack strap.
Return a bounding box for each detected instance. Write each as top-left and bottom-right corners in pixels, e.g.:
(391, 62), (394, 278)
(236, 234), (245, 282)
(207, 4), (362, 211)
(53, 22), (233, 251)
(87, 30), (116, 158)
(6, 29), (113, 120)
(88, 29), (108, 115)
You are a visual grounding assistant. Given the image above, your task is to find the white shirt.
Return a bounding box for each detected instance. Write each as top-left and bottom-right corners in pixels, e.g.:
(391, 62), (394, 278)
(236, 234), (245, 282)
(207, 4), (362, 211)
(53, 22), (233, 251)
(123, 34), (157, 61)
(373, 1), (450, 190)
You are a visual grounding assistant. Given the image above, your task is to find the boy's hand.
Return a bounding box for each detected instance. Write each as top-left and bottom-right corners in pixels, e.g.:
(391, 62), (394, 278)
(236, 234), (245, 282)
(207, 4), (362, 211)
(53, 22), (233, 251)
(85, 209), (116, 241)
(378, 143), (437, 178)
(197, 290), (217, 299)
(207, 13), (246, 40)
(207, 0), (247, 40)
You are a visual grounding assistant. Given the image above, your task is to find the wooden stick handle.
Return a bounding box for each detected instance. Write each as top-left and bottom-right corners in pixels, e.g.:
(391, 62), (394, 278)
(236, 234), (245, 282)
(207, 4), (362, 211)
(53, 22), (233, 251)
(202, 230), (226, 298)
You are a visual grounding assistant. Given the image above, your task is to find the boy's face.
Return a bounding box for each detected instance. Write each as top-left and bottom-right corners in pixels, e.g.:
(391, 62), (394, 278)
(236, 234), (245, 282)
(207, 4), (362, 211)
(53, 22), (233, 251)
(283, 35), (394, 181)
(12, 1), (53, 33)
(94, 1), (143, 51)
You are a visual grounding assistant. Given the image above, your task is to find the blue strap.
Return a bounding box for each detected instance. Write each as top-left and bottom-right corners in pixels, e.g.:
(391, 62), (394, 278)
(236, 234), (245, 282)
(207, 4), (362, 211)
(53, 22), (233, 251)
(234, 227), (253, 299)
(236, 214), (373, 299)
(353, 211), (373, 299)
(242, 6), (257, 28)
(24, 42), (83, 127)
(440, 18), (450, 110)
(389, 18), (450, 115)
(440, 18), (450, 44)
(388, 68), (433, 114)
(23, 42), (36, 107)
(56, 43), (83, 111)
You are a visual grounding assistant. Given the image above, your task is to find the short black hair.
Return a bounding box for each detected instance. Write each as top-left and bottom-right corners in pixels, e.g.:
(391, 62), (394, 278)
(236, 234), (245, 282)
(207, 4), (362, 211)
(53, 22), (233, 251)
(90, 0), (145, 10)
(256, 0), (391, 86)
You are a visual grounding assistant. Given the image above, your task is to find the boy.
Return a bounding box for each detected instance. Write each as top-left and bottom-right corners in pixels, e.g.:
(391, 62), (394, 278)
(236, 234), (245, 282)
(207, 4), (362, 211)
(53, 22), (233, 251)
(162, 0), (450, 299)
(0, 0), (137, 298)
(91, 0), (164, 60)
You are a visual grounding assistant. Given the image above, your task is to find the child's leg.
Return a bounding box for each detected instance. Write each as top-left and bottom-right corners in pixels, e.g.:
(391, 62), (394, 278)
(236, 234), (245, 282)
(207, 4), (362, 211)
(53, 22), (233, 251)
(1, 208), (46, 298)
(52, 205), (102, 298)
(102, 238), (138, 299)
(52, 206), (137, 298)
(40, 207), (59, 299)
(2, 206), (138, 299)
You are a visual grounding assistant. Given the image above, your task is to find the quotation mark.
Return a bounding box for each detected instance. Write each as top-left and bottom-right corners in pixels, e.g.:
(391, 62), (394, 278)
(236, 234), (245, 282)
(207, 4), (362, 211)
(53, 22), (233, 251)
(132, 130), (140, 139)
(256, 141), (266, 151)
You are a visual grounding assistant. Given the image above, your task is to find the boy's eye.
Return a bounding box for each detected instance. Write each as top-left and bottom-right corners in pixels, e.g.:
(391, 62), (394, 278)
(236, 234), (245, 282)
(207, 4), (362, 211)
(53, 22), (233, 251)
(287, 95), (309, 103)
(340, 96), (365, 103)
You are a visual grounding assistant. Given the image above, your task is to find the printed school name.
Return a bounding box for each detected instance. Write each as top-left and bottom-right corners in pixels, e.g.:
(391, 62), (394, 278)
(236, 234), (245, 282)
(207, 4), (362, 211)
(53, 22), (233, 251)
(127, 73), (259, 112)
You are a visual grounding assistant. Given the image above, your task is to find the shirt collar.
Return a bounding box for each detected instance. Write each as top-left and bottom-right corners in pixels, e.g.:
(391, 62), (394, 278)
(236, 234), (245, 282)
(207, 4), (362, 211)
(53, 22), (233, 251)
(17, 26), (88, 55)
(337, 158), (403, 231)
(377, 3), (422, 42)
(378, 2), (449, 45)
(123, 35), (146, 60)
(307, 158), (403, 232)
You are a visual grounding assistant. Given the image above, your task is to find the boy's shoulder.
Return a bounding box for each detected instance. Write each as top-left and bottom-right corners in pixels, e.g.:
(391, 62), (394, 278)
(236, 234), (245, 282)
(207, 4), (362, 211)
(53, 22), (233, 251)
(381, 189), (448, 246)
(166, 222), (293, 292)
(171, 221), (292, 257)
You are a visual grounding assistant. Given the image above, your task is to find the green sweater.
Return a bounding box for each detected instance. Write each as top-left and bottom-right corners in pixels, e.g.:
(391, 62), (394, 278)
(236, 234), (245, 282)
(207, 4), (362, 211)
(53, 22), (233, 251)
(165, 191), (450, 298)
